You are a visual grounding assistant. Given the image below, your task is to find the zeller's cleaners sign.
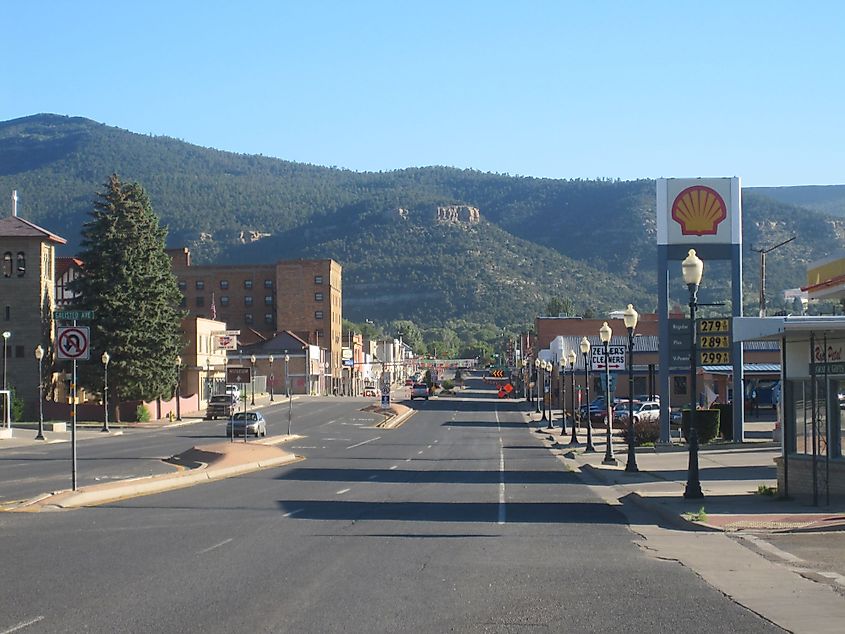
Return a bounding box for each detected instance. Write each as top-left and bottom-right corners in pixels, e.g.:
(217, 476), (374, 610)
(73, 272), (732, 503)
(590, 345), (627, 371)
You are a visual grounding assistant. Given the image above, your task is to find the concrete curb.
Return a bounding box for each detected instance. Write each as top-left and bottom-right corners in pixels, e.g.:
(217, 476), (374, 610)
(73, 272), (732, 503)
(9, 443), (302, 512)
(376, 408), (416, 429)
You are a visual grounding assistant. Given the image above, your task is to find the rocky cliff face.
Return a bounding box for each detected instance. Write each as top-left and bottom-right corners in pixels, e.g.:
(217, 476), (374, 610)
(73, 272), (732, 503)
(436, 205), (480, 224)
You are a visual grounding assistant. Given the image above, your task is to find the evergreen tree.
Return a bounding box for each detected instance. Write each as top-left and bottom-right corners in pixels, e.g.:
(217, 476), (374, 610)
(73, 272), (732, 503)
(71, 174), (184, 419)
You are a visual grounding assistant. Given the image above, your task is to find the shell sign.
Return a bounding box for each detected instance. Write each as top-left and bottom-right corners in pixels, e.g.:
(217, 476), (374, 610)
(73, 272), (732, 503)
(657, 177), (741, 246)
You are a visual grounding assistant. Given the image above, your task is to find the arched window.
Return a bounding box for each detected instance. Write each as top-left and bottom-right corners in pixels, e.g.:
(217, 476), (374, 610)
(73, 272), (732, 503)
(16, 252), (25, 277)
(2, 252), (11, 278)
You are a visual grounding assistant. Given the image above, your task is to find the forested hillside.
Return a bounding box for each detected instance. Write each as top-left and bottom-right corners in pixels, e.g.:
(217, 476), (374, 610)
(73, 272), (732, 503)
(1, 114), (843, 326)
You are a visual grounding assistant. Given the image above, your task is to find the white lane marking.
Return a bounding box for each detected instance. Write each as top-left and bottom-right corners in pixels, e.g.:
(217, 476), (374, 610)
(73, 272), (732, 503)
(367, 474), (378, 480)
(346, 436), (381, 449)
(336, 488), (351, 495)
(324, 419), (337, 425)
(496, 408), (506, 525)
(197, 538), (233, 555)
(417, 450), (424, 455)
(404, 458), (412, 462)
(427, 444), (432, 449)
(323, 438), (351, 441)
(434, 440), (439, 444)
(283, 508), (303, 518)
(2, 616), (45, 634)
(292, 446), (317, 449)
(390, 465), (398, 470)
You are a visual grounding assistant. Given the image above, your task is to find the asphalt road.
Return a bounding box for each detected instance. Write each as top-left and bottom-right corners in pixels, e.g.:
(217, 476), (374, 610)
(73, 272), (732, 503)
(0, 380), (780, 633)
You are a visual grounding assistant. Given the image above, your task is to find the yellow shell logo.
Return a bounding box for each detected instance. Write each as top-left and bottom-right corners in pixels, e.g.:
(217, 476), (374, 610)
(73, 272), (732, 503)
(671, 186), (727, 236)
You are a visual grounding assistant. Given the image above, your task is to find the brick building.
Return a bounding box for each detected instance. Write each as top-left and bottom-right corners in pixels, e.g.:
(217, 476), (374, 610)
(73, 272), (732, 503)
(168, 248), (343, 389)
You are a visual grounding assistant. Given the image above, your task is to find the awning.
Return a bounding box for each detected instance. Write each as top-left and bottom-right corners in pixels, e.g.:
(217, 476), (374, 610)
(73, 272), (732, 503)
(703, 363), (780, 375)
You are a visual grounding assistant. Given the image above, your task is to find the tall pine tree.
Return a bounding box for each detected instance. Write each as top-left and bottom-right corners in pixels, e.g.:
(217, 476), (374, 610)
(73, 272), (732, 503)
(72, 174), (184, 419)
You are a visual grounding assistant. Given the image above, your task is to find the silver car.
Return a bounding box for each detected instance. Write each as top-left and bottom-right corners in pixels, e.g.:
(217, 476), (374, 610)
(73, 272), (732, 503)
(226, 411), (267, 437)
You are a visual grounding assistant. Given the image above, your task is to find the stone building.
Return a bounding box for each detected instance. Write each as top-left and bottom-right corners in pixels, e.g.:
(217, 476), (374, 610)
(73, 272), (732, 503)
(0, 193), (66, 418)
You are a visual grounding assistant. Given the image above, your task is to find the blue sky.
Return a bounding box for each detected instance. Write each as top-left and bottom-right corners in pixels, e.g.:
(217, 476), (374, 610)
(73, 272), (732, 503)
(2, 1), (843, 186)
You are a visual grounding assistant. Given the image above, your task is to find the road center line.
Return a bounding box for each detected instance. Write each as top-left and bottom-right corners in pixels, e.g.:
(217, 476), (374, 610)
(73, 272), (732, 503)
(283, 508), (303, 518)
(2, 616), (45, 634)
(197, 538), (233, 555)
(346, 436), (381, 449)
(336, 488), (351, 495)
(496, 408), (506, 525)
(390, 465), (398, 470)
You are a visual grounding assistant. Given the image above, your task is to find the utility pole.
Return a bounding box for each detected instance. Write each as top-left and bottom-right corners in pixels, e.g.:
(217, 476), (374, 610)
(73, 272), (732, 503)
(751, 236), (795, 317)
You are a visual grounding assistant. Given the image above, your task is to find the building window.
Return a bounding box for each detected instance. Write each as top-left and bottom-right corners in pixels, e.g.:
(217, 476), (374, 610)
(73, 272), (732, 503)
(179, 297), (186, 308)
(264, 279), (273, 289)
(178, 280), (187, 291)
(16, 252), (25, 277)
(4, 306), (9, 320)
(196, 296), (205, 307)
(264, 295), (273, 306)
(264, 313), (273, 324)
(316, 329), (324, 338)
(314, 292), (324, 302)
(244, 296), (253, 307)
(15, 345), (24, 358)
(220, 295), (230, 306)
(245, 313), (254, 324)
(244, 280), (253, 289)
(314, 275), (323, 285)
(2, 252), (10, 278)
(195, 280), (205, 290)
(220, 280), (229, 289)
(315, 310), (324, 320)
(673, 376), (687, 395)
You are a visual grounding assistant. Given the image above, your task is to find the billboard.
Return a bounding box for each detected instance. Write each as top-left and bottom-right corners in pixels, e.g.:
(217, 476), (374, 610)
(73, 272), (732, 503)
(656, 177), (741, 246)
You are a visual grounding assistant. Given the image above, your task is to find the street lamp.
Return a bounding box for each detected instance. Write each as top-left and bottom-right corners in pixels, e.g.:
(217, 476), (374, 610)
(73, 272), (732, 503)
(101, 351), (110, 433)
(599, 322), (616, 465)
(285, 353), (292, 435)
(175, 355), (182, 421)
(568, 349), (579, 446)
(534, 358), (541, 415)
(521, 359), (528, 400)
(268, 355), (274, 402)
(2, 331), (9, 391)
(580, 336), (596, 453)
(558, 356), (566, 435)
(34, 345), (45, 440)
(540, 360), (549, 426)
(682, 249), (705, 499)
(250, 354), (256, 405)
(623, 304), (639, 473)
(544, 360), (553, 429)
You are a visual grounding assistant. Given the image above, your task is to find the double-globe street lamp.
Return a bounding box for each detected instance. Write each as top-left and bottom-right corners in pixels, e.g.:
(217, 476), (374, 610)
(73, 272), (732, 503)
(34, 345), (45, 440)
(683, 249), (705, 499)
(522, 359), (528, 400)
(175, 355), (182, 421)
(544, 360), (553, 429)
(623, 304), (639, 473)
(101, 351), (110, 433)
(250, 354), (257, 405)
(534, 358), (541, 414)
(2, 331), (10, 392)
(567, 349), (579, 445)
(580, 337), (596, 453)
(558, 356), (566, 435)
(268, 355), (275, 402)
(599, 322), (617, 465)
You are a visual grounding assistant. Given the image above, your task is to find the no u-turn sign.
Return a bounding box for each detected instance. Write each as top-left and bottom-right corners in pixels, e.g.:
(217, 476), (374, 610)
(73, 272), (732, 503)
(57, 326), (90, 360)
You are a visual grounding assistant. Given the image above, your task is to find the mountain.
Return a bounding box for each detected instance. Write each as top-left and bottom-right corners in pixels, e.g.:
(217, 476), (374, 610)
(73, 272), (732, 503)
(1, 113), (844, 326)
(748, 185), (845, 218)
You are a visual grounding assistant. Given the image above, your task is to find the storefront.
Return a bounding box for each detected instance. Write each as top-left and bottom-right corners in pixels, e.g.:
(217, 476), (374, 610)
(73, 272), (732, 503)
(734, 316), (845, 505)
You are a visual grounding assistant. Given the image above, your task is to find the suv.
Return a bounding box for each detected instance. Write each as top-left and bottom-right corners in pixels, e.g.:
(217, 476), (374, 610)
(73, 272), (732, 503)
(205, 394), (238, 420)
(410, 383), (429, 400)
(615, 400), (660, 424)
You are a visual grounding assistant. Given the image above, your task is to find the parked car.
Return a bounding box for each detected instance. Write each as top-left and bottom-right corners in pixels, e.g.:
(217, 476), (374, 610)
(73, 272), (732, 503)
(404, 378), (414, 387)
(226, 411), (267, 437)
(205, 394), (238, 420)
(615, 401), (660, 424)
(225, 384), (242, 401)
(579, 397), (624, 423)
(410, 383), (429, 400)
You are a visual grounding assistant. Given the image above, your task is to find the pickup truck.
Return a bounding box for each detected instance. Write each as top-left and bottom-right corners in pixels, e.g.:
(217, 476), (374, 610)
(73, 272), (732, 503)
(205, 394), (238, 420)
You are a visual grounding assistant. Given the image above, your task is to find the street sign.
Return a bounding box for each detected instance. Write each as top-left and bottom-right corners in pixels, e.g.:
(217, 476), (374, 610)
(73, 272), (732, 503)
(57, 326), (90, 360)
(53, 310), (94, 321)
(342, 347), (353, 360)
(380, 385), (390, 396)
(342, 359), (354, 367)
(590, 345), (626, 371)
(215, 334), (237, 350)
(227, 367), (251, 384)
(503, 383), (513, 393)
(381, 394), (390, 409)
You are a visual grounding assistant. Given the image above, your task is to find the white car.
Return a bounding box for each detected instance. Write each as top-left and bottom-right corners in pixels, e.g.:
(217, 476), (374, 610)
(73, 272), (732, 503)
(615, 401), (660, 424)
(225, 384), (242, 401)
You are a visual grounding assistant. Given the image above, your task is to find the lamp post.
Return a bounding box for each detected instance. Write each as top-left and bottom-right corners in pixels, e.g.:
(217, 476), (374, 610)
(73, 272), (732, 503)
(682, 249), (705, 499)
(2, 331), (9, 391)
(34, 345), (45, 440)
(568, 350), (579, 445)
(558, 357), (566, 435)
(540, 360), (549, 426)
(285, 353), (292, 435)
(599, 322), (616, 465)
(101, 351), (110, 433)
(206, 356), (212, 401)
(175, 355), (182, 421)
(522, 359), (528, 400)
(268, 355), (274, 402)
(534, 358), (541, 414)
(623, 304), (639, 473)
(250, 354), (256, 405)
(580, 336), (596, 453)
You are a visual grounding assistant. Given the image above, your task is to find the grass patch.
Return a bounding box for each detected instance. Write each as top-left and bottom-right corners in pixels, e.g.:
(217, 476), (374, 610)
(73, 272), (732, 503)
(755, 484), (777, 496)
(683, 506), (708, 523)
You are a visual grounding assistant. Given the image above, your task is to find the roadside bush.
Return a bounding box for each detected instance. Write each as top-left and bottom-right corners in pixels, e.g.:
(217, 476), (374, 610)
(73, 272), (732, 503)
(8, 388), (24, 422)
(136, 403), (151, 422)
(441, 380), (455, 391)
(714, 403), (733, 440)
(632, 418), (661, 445)
(681, 409), (720, 444)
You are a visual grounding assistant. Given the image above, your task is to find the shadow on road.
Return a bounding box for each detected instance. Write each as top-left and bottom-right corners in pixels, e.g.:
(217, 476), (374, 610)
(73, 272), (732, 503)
(276, 466), (581, 485)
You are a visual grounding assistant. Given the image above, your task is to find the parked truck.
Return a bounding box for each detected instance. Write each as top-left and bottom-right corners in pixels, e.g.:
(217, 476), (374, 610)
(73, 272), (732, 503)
(205, 394), (238, 420)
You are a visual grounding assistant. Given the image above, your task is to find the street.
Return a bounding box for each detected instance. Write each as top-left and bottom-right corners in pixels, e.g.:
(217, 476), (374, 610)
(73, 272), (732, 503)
(0, 380), (789, 632)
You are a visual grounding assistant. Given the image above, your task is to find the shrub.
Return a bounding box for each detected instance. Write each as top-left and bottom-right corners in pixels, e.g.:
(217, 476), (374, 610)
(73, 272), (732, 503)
(9, 388), (24, 422)
(136, 403), (151, 422)
(714, 403), (733, 440)
(681, 409), (720, 444)
(441, 380), (455, 391)
(627, 418), (661, 446)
